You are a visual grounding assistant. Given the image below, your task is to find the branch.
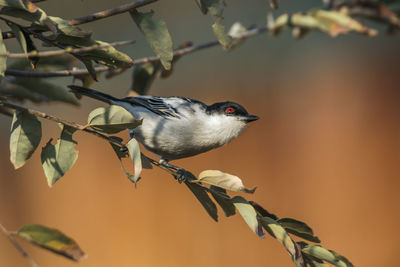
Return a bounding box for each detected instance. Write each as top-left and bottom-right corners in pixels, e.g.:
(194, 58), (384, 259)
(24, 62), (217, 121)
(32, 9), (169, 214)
(0, 223), (39, 267)
(0, 99), (225, 193)
(0, 100), (123, 147)
(1, 0), (159, 40)
(4, 25), (268, 78)
(0, 40), (135, 58)
(0, 99), (181, 177)
(68, 0), (159, 26)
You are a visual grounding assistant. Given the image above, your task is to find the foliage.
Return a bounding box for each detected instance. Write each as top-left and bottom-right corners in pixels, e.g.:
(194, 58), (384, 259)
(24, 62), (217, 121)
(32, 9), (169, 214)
(1, 0), (399, 266)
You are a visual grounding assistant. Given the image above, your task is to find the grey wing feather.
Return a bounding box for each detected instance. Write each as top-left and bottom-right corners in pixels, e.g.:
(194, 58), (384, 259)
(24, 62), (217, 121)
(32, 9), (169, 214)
(121, 96), (180, 118)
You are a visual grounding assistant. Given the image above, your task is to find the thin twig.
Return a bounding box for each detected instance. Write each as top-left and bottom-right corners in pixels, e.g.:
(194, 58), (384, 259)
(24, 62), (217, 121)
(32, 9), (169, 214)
(1, 0), (159, 40)
(4, 25), (268, 78)
(0, 100), (123, 148)
(69, 0), (159, 25)
(0, 223), (39, 267)
(0, 40), (135, 58)
(0, 100), (228, 198)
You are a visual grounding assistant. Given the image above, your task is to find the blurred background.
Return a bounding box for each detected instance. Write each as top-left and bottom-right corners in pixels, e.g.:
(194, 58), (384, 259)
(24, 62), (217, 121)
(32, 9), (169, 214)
(1, 0), (400, 266)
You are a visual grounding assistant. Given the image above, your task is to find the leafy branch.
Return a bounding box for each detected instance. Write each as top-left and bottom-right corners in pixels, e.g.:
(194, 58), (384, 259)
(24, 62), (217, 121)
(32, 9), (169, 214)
(2, 0), (398, 266)
(0, 222), (86, 265)
(0, 223), (39, 267)
(1, 0), (159, 40)
(4, 25), (267, 78)
(0, 40), (135, 58)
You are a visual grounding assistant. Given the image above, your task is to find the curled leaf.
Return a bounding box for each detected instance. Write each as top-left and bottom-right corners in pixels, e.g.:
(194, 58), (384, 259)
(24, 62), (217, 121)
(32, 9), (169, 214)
(126, 138), (142, 185)
(198, 170), (256, 193)
(87, 105), (142, 134)
(16, 224), (86, 261)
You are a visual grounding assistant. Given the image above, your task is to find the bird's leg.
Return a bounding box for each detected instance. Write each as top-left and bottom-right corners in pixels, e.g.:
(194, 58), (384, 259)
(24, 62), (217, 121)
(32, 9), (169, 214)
(159, 159), (195, 183)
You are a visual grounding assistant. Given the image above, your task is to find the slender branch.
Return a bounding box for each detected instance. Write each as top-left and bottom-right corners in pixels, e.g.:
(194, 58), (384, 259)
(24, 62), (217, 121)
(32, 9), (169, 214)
(0, 100), (123, 147)
(0, 40), (135, 58)
(0, 223), (39, 267)
(1, 0), (159, 40)
(4, 25), (268, 78)
(0, 100), (227, 197)
(69, 0), (159, 25)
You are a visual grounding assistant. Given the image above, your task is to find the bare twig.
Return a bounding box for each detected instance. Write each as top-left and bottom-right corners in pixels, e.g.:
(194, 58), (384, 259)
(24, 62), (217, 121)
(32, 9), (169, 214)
(1, 0), (159, 40)
(69, 0), (159, 25)
(0, 40), (135, 58)
(4, 25), (268, 78)
(0, 223), (39, 267)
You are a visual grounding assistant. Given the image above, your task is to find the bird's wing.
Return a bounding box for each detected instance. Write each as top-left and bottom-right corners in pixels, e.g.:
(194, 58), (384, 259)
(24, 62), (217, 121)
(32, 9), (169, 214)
(121, 96), (181, 118)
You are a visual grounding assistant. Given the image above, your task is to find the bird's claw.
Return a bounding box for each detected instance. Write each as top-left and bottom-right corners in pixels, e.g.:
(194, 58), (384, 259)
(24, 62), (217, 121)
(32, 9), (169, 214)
(174, 169), (187, 183)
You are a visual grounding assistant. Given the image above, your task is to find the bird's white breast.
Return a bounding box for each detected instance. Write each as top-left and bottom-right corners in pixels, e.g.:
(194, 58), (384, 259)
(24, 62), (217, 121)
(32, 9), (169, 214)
(128, 102), (247, 160)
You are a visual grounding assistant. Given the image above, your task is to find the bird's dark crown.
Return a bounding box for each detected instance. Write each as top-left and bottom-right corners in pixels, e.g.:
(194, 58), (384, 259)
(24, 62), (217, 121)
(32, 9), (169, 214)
(206, 101), (249, 116)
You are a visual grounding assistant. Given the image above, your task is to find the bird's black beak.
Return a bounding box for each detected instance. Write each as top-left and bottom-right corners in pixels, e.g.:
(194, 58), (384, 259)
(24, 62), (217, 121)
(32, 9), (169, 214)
(241, 114), (259, 123)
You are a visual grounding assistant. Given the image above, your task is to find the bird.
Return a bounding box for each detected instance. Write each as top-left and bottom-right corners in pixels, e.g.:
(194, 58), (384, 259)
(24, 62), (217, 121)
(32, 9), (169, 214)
(69, 85), (259, 175)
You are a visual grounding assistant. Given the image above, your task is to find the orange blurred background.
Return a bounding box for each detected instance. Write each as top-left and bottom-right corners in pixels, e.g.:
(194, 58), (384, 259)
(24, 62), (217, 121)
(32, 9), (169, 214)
(1, 1), (400, 266)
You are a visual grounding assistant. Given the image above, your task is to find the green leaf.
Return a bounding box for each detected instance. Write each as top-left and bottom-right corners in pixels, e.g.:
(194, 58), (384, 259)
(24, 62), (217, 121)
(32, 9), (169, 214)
(130, 9), (173, 70)
(0, 26), (6, 81)
(196, 0), (233, 49)
(131, 62), (161, 95)
(41, 125), (78, 187)
(126, 138), (142, 185)
(249, 201), (278, 220)
(8, 24), (39, 68)
(9, 110), (41, 169)
(47, 16), (91, 39)
(302, 245), (353, 267)
(271, 9), (378, 37)
(198, 170), (256, 193)
(13, 78), (80, 105)
(278, 218), (320, 243)
(185, 181), (218, 222)
(0, 81), (44, 102)
(87, 105), (142, 134)
(0, 6), (57, 33)
(209, 186), (235, 217)
(16, 224), (86, 261)
(259, 216), (305, 267)
(108, 136), (135, 180)
(232, 196), (265, 238)
(80, 40), (133, 68)
(212, 20), (233, 49)
(8, 23), (27, 53)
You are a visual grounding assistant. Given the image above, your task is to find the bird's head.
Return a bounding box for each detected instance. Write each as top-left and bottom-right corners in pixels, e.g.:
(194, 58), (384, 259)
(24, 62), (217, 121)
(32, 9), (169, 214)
(206, 101), (259, 123)
(204, 101), (259, 146)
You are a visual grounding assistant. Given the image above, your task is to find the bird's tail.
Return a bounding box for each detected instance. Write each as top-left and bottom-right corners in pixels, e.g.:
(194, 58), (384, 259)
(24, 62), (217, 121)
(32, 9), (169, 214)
(68, 85), (120, 104)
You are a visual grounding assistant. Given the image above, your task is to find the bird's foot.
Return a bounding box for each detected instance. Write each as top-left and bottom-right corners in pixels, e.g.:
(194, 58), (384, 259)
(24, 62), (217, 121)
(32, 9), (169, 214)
(159, 160), (195, 183)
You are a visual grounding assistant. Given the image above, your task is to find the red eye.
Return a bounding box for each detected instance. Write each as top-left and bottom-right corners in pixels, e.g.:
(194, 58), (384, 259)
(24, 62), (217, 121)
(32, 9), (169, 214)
(226, 107), (235, 114)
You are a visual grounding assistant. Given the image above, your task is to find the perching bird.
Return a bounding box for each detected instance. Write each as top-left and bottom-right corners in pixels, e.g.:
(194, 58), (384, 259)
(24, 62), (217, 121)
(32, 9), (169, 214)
(69, 85), (259, 168)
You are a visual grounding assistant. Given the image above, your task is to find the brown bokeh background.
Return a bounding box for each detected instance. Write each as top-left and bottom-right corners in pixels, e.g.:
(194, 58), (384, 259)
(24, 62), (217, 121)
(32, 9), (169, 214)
(1, 1), (400, 266)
